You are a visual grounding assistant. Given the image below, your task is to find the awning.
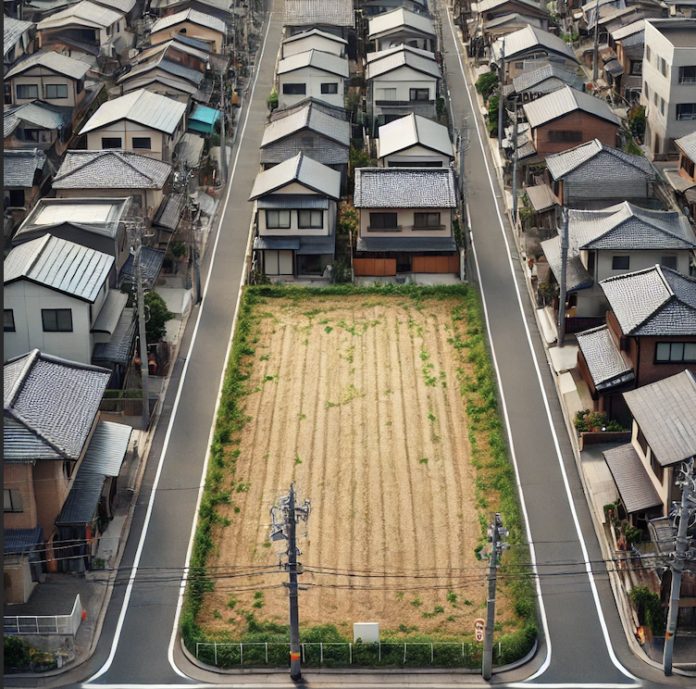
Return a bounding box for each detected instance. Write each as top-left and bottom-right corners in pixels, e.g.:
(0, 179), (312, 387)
(91, 290), (128, 334)
(154, 193), (186, 230)
(253, 236), (300, 251)
(297, 237), (336, 255)
(4, 526), (44, 555)
(92, 307), (135, 366)
(663, 168), (696, 193)
(604, 59), (624, 77)
(603, 444), (662, 514)
(525, 184), (560, 213)
(257, 195), (329, 209)
(356, 236), (458, 253)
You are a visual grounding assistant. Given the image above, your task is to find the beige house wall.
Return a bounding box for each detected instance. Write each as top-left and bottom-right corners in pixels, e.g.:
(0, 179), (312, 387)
(150, 23), (224, 53)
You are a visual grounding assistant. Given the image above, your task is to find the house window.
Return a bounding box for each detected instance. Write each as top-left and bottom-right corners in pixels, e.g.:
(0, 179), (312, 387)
(377, 88), (397, 101)
(409, 88), (430, 101)
(41, 308), (73, 332)
(3, 489), (23, 513)
(658, 56), (668, 78)
(679, 66), (696, 85)
(132, 137), (152, 149)
(4, 309), (15, 332)
(653, 92), (658, 107)
(661, 256), (677, 270)
(15, 84), (38, 99)
(637, 428), (649, 456)
(646, 46), (651, 62)
(320, 83), (338, 94)
(612, 255), (630, 270)
(660, 97), (666, 116)
(655, 342), (696, 363)
(644, 81), (649, 98)
(266, 209), (291, 229)
(587, 251), (596, 276)
(45, 83), (68, 99)
(298, 209), (323, 228)
(4, 83), (11, 105)
(631, 61), (642, 75)
(8, 189), (25, 207)
(676, 103), (696, 121)
(681, 155), (695, 178)
(369, 212), (399, 230)
(548, 130), (583, 143)
(650, 453), (663, 484)
(413, 212), (442, 228)
(282, 83), (306, 95)
(102, 137), (123, 148)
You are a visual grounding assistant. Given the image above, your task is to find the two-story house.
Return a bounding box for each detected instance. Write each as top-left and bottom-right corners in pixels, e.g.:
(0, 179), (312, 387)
(610, 19), (646, 102)
(283, 0), (355, 47)
(281, 28), (348, 59)
(3, 149), (50, 228)
(134, 38), (210, 74)
(3, 101), (69, 154)
(277, 49), (349, 110)
(377, 113), (454, 167)
(353, 167), (459, 276)
(367, 45), (442, 128)
(249, 153), (341, 278)
(575, 265), (696, 420)
(473, 0), (550, 39)
(361, 0), (428, 18)
(4, 16), (35, 73)
(52, 150), (171, 216)
(509, 63), (586, 103)
(79, 89), (187, 163)
(149, 9), (226, 54)
(641, 19), (696, 159)
(368, 8), (437, 52)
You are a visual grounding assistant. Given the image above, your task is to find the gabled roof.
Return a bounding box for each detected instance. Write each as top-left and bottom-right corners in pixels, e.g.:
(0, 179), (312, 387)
(270, 97), (350, 122)
(121, 74), (200, 97)
(366, 46), (441, 80)
(511, 63), (585, 95)
(92, 0), (136, 12)
(153, 33), (212, 53)
(368, 8), (436, 39)
(4, 350), (110, 463)
(118, 55), (204, 87)
(525, 183), (559, 212)
(5, 235), (115, 302)
(5, 50), (90, 80)
(546, 139), (654, 180)
(378, 114), (453, 158)
(492, 25), (578, 63)
(53, 150), (171, 190)
(676, 130), (696, 163)
(135, 39), (210, 65)
(4, 16), (34, 55)
(540, 234), (594, 292)
(524, 86), (620, 128)
(151, 0), (231, 12)
(80, 89), (187, 135)
(37, 1), (123, 31)
(284, 0), (355, 28)
(602, 444), (662, 513)
(4, 102), (68, 138)
(473, 0), (549, 14)
(151, 8), (227, 36)
(366, 44), (435, 62)
(623, 370), (696, 467)
(601, 265), (696, 336)
(4, 149), (47, 188)
(278, 49), (349, 78)
(576, 324), (634, 390)
(484, 13), (544, 30)
(610, 19), (645, 41)
(249, 153), (341, 200)
(354, 168), (457, 208)
(283, 28), (348, 46)
(261, 100), (350, 147)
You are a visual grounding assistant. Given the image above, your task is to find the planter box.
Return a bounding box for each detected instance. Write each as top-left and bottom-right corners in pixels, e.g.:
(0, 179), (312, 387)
(579, 431), (631, 450)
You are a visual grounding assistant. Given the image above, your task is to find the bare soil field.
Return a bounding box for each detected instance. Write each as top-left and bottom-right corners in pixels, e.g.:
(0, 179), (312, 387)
(198, 293), (518, 639)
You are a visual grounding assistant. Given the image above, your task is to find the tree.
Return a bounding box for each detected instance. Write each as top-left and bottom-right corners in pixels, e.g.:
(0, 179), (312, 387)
(144, 291), (174, 343)
(475, 72), (499, 101)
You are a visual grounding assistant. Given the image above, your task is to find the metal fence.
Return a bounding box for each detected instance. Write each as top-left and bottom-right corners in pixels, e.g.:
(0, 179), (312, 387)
(4, 595), (83, 636)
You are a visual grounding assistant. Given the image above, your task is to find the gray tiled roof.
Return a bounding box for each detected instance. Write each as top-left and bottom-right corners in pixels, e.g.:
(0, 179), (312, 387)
(249, 153), (341, 200)
(121, 73), (199, 97)
(296, 236), (336, 254)
(119, 56), (204, 87)
(92, 307), (136, 364)
(257, 195), (329, 209)
(270, 97), (350, 122)
(5, 50), (90, 80)
(284, 0), (355, 28)
(600, 265), (696, 336)
(354, 168), (457, 208)
(253, 236), (300, 251)
(676, 130), (696, 163)
(366, 43), (435, 62)
(523, 86), (620, 129)
(623, 370), (696, 467)
(540, 234), (594, 292)
(4, 16), (34, 55)
(4, 102), (67, 138)
(610, 19), (645, 40)
(545, 139), (654, 180)
(4, 349), (110, 462)
(378, 113), (453, 158)
(153, 193), (186, 230)
(260, 136), (350, 165)
(278, 49), (350, 78)
(53, 150), (171, 190)
(5, 234), (114, 302)
(4, 149), (47, 188)
(525, 184), (559, 212)
(512, 63), (585, 95)
(80, 89), (187, 135)
(368, 8), (435, 38)
(135, 39), (210, 65)
(151, 8), (226, 36)
(603, 444), (662, 513)
(366, 47), (441, 80)
(569, 202), (696, 251)
(492, 25), (578, 63)
(357, 236), (458, 252)
(576, 324), (634, 390)
(118, 247), (165, 288)
(261, 100), (350, 147)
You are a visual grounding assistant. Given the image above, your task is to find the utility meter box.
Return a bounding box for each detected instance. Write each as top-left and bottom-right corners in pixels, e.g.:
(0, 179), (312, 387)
(353, 622), (379, 643)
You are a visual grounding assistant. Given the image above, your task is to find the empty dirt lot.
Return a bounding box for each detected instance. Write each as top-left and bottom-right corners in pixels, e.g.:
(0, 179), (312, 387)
(199, 292), (517, 638)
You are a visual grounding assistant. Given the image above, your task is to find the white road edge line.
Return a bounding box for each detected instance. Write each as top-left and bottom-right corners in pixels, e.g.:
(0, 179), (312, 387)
(445, 7), (638, 684)
(82, 683), (639, 689)
(84, 11), (275, 685)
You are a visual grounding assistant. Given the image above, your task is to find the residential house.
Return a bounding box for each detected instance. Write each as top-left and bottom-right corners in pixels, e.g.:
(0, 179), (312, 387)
(133, 38), (210, 74)
(91, 0), (140, 24)
(249, 153), (341, 278)
(4, 350), (132, 603)
(36, 1), (131, 60)
(270, 97), (351, 123)
(149, 0), (232, 21)
(609, 19), (648, 102)
(482, 13), (545, 43)
(641, 19), (696, 158)
(508, 63), (586, 103)
(541, 202), (696, 321)
(473, 0), (550, 35)
(3, 149), (50, 228)
(545, 139), (657, 208)
(4, 16), (35, 72)
(3, 235), (137, 369)
(79, 89), (187, 163)
(277, 49), (349, 110)
(368, 8), (437, 53)
(281, 28), (348, 59)
(353, 167), (459, 276)
(260, 100), (350, 189)
(149, 10), (227, 54)
(361, 0), (428, 18)
(602, 370), (695, 530)
(283, 0), (355, 44)
(491, 26), (580, 82)
(11, 197), (132, 271)
(3, 101), (69, 154)
(367, 45), (442, 129)
(523, 183), (560, 230)
(584, 0), (627, 32)
(377, 113), (454, 167)
(667, 130), (696, 216)
(522, 86), (620, 158)
(575, 265), (696, 420)
(52, 150), (171, 215)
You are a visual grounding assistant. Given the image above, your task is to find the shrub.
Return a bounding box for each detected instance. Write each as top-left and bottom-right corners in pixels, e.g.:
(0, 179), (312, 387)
(169, 240), (187, 259)
(475, 72), (499, 100)
(622, 523), (642, 546)
(144, 290), (175, 343)
(4, 636), (30, 670)
(630, 586), (665, 635)
(628, 106), (646, 141)
(266, 88), (278, 111)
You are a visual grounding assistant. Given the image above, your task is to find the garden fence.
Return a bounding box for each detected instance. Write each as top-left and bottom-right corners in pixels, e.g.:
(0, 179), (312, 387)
(4, 595), (82, 636)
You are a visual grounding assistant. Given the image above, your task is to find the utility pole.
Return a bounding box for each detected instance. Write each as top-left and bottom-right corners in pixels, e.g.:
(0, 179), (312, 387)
(557, 207), (569, 348)
(497, 38), (505, 150)
(592, 0), (601, 85)
(511, 99), (519, 234)
(218, 68), (227, 187)
(663, 458), (696, 676)
(270, 485), (311, 681)
(482, 513), (509, 680)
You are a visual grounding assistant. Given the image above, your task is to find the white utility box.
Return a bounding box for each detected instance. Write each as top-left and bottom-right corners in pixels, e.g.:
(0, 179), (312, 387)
(353, 622), (379, 643)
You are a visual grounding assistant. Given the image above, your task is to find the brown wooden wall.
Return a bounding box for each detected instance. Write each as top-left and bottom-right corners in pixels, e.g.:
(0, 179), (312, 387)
(533, 112), (619, 157)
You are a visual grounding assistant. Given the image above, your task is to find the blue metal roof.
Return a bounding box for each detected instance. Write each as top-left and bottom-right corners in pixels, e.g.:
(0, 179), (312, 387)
(4, 527), (44, 555)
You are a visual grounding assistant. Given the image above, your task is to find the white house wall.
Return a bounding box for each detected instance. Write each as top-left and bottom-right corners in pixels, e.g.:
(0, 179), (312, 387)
(381, 143), (452, 166)
(86, 122), (167, 161)
(56, 187), (165, 214)
(278, 66), (345, 108)
(371, 65), (437, 101)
